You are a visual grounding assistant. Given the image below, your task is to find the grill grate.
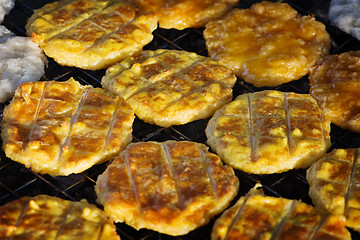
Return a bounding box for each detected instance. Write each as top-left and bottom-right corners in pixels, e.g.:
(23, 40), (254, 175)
(1, 0), (360, 239)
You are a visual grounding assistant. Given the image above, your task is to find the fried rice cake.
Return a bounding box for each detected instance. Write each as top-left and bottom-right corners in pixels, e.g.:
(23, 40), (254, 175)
(205, 90), (331, 174)
(204, 1), (330, 87)
(101, 49), (237, 127)
(128, 0), (239, 30)
(309, 51), (360, 133)
(25, 0), (158, 70)
(307, 148), (360, 232)
(95, 140), (239, 236)
(211, 184), (351, 240)
(1, 78), (135, 176)
(0, 195), (120, 239)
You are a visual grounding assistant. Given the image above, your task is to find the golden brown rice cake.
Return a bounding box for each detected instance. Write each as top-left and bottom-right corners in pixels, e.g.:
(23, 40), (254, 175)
(0, 195), (120, 239)
(1, 78), (134, 176)
(129, 0), (238, 30)
(26, 0), (158, 70)
(205, 90), (331, 174)
(101, 49), (237, 127)
(204, 1), (330, 87)
(211, 184), (351, 240)
(95, 140), (239, 236)
(307, 148), (360, 232)
(309, 51), (360, 133)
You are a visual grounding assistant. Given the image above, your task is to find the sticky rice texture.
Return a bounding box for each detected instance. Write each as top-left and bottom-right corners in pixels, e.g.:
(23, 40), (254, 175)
(0, 0), (14, 22)
(0, 25), (14, 42)
(329, 0), (360, 40)
(0, 28), (46, 103)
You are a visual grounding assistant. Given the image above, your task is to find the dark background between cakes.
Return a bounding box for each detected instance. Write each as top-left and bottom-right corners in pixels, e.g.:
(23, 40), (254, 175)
(1, 0), (359, 239)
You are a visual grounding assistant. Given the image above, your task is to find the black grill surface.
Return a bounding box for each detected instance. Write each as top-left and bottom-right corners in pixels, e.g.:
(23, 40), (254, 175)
(1, 0), (360, 239)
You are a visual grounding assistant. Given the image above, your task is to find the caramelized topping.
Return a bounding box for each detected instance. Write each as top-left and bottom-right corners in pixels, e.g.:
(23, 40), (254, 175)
(212, 185), (351, 240)
(307, 148), (360, 231)
(206, 90), (331, 174)
(95, 140), (239, 235)
(102, 49), (236, 127)
(1, 78), (134, 176)
(309, 51), (360, 133)
(204, 1), (330, 87)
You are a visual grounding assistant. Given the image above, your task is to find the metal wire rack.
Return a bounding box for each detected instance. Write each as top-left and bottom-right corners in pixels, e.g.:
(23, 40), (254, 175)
(1, 0), (360, 239)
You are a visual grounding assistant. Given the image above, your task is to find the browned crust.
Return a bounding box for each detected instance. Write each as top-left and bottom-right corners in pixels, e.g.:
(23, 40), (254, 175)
(25, 0), (158, 70)
(206, 90), (331, 174)
(204, 1), (330, 87)
(307, 148), (360, 231)
(101, 49), (237, 127)
(309, 51), (360, 133)
(129, 0), (239, 30)
(211, 184), (351, 240)
(95, 140), (239, 236)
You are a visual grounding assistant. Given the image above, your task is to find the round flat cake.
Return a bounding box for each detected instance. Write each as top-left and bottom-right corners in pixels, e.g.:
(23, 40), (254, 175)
(205, 90), (331, 174)
(0, 195), (120, 239)
(211, 184), (351, 240)
(101, 49), (237, 127)
(309, 51), (360, 133)
(1, 78), (135, 176)
(95, 140), (239, 236)
(307, 148), (360, 232)
(204, 1), (330, 87)
(25, 0), (158, 70)
(128, 0), (239, 30)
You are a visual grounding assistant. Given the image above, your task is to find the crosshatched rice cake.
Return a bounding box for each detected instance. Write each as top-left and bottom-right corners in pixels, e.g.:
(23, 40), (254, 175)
(95, 140), (239, 236)
(128, 0), (239, 30)
(204, 1), (330, 87)
(205, 90), (331, 174)
(211, 184), (351, 240)
(0, 195), (120, 239)
(1, 78), (135, 176)
(101, 49), (237, 127)
(309, 51), (360, 133)
(307, 148), (360, 232)
(25, 0), (158, 70)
